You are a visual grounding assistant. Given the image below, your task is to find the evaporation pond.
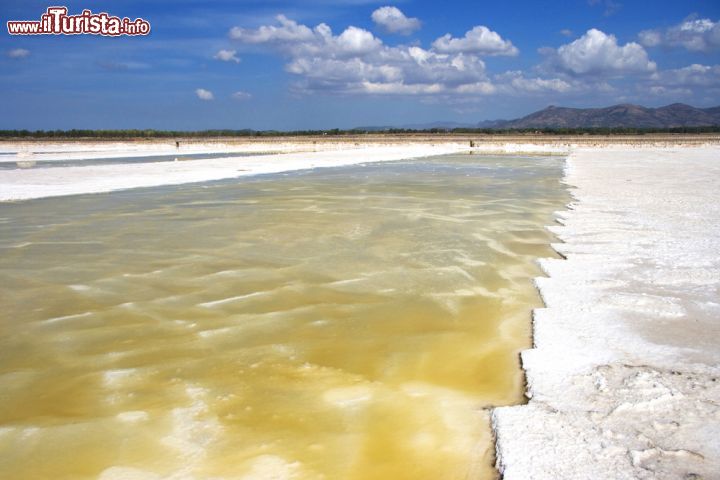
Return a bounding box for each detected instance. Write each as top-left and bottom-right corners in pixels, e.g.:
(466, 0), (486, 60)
(0, 154), (567, 480)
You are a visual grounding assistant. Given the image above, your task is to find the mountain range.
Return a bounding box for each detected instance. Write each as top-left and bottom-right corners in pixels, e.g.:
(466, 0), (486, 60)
(495, 103), (720, 129)
(358, 103), (720, 130)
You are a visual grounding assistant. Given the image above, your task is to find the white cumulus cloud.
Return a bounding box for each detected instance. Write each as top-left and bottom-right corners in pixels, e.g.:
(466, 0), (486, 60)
(227, 14), (590, 99)
(432, 26), (519, 56)
(230, 15), (316, 45)
(7, 48), (30, 59)
(639, 17), (720, 52)
(195, 88), (214, 100)
(283, 49), (489, 95)
(547, 29), (656, 76)
(334, 26), (383, 55)
(231, 16), (382, 59)
(371, 6), (421, 35)
(229, 15), (499, 96)
(214, 49), (240, 63)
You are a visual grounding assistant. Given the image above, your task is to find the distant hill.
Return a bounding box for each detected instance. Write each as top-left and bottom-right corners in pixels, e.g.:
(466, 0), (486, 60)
(353, 103), (720, 132)
(475, 119), (508, 129)
(496, 103), (720, 129)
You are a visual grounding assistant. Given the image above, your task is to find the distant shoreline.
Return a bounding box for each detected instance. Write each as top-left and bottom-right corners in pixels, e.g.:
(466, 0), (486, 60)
(2, 132), (720, 145)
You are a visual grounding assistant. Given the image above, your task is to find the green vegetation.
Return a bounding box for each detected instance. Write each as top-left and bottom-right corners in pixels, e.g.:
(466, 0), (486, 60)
(0, 126), (719, 139)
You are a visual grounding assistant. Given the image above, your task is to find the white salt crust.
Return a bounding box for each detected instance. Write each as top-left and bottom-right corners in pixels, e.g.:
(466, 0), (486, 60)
(493, 147), (720, 480)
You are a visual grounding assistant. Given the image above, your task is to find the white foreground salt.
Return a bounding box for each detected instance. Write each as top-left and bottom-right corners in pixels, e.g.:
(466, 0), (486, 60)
(494, 147), (720, 479)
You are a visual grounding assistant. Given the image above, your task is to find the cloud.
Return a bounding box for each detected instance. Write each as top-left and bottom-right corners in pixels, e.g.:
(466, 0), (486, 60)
(7, 48), (30, 59)
(231, 91), (252, 100)
(230, 15), (316, 45)
(651, 64), (720, 87)
(545, 29), (656, 76)
(639, 17), (720, 52)
(371, 6), (421, 35)
(633, 63), (720, 100)
(495, 71), (573, 93)
(231, 16), (382, 58)
(560, 29), (574, 37)
(284, 49), (489, 95)
(195, 88), (214, 100)
(648, 86), (692, 96)
(361, 81), (444, 95)
(454, 81), (496, 94)
(431, 26), (519, 56)
(333, 26), (383, 55)
(230, 15), (499, 95)
(214, 49), (241, 63)
(228, 14), (587, 99)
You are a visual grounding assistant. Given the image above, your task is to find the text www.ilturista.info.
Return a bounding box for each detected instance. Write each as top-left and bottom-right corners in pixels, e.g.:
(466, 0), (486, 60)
(7, 7), (150, 36)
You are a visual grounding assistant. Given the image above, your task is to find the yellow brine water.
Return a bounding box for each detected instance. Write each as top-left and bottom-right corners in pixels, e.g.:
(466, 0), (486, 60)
(0, 154), (568, 480)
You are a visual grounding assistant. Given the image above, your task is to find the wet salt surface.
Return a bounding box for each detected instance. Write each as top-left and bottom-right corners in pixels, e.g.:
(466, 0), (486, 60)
(0, 154), (567, 480)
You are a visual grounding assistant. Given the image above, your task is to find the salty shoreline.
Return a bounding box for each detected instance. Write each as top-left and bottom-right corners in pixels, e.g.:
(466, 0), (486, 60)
(494, 146), (720, 479)
(1, 138), (719, 478)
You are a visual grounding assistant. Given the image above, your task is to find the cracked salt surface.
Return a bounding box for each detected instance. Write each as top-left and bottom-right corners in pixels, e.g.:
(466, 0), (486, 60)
(493, 147), (720, 479)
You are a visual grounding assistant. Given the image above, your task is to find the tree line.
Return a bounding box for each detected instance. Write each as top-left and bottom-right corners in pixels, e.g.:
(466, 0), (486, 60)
(1, 126), (719, 138)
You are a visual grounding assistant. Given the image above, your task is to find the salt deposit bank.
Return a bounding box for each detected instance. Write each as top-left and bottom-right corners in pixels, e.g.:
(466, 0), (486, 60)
(493, 146), (720, 480)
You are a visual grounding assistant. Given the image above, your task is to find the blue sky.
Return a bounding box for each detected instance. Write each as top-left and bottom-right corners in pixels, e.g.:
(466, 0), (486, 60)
(2, 0), (719, 130)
